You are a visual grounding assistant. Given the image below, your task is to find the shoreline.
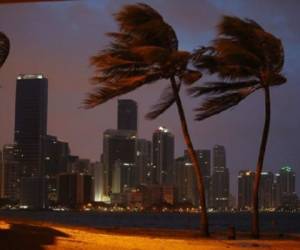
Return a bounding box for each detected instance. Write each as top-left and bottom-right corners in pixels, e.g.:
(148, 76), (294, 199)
(0, 218), (299, 250)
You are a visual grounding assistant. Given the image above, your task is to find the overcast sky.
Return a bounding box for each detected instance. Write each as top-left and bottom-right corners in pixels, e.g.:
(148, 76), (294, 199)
(0, 0), (299, 195)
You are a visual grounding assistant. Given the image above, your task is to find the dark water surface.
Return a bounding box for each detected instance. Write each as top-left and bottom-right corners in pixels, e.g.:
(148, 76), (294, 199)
(0, 211), (299, 233)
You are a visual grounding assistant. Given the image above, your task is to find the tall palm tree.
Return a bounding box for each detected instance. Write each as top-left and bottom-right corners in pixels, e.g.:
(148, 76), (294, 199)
(190, 16), (286, 238)
(84, 3), (209, 236)
(0, 32), (10, 69)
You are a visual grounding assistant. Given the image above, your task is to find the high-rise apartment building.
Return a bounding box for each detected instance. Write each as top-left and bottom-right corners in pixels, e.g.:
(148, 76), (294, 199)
(102, 129), (136, 196)
(211, 145), (229, 210)
(174, 150), (211, 207)
(14, 74), (48, 208)
(44, 135), (70, 176)
(136, 139), (152, 185)
(276, 166), (297, 209)
(238, 170), (255, 210)
(1, 144), (20, 201)
(14, 74), (48, 177)
(259, 171), (274, 210)
(152, 126), (174, 185)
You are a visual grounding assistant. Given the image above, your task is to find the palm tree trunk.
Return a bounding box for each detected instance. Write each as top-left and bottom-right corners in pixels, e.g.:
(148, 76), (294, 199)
(170, 76), (209, 237)
(251, 86), (271, 238)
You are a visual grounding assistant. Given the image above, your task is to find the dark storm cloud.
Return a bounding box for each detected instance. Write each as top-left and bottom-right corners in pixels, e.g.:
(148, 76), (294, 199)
(0, 0), (299, 195)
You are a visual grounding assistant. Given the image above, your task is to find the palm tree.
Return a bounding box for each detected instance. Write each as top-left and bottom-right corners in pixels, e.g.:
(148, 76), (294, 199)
(190, 16), (286, 238)
(0, 32), (10, 69)
(84, 3), (209, 236)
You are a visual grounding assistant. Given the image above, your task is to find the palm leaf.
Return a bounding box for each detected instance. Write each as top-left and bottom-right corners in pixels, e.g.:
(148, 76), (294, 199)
(146, 83), (180, 120)
(194, 87), (257, 121)
(188, 80), (260, 96)
(114, 3), (178, 50)
(0, 32), (10, 68)
(84, 73), (161, 108)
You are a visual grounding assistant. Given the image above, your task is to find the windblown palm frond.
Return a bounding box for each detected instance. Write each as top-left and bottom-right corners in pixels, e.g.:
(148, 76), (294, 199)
(115, 3), (178, 50)
(85, 3), (202, 119)
(194, 87), (257, 121)
(0, 32), (10, 68)
(146, 83), (179, 120)
(188, 80), (260, 96)
(190, 15), (286, 121)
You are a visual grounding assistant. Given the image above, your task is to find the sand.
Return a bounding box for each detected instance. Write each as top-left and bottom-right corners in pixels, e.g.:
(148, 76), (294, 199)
(0, 219), (299, 250)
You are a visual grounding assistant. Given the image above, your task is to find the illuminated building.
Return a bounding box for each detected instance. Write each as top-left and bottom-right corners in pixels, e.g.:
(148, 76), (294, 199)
(238, 170), (255, 210)
(14, 74), (48, 209)
(259, 171), (274, 210)
(136, 139), (152, 185)
(277, 166), (297, 209)
(102, 129), (137, 197)
(1, 144), (20, 201)
(211, 145), (229, 210)
(174, 150), (211, 207)
(152, 126), (174, 185)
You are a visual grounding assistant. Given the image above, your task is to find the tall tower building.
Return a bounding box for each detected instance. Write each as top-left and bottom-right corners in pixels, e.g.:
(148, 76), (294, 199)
(44, 135), (70, 176)
(117, 99), (137, 131)
(174, 150), (211, 207)
(238, 170), (255, 210)
(102, 129), (136, 196)
(278, 166), (296, 196)
(14, 74), (48, 177)
(2, 145), (20, 201)
(14, 74), (48, 208)
(211, 145), (229, 210)
(259, 171), (274, 210)
(136, 139), (152, 185)
(152, 126), (174, 185)
(277, 166), (297, 208)
(174, 156), (197, 206)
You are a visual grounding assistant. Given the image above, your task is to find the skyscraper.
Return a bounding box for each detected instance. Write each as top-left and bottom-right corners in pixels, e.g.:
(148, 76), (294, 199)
(44, 135), (70, 176)
(1, 144), (20, 201)
(117, 99), (138, 131)
(102, 129), (136, 196)
(14, 74), (48, 208)
(277, 166), (297, 209)
(174, 150), (211, 207)
(136, 139), (152, 185)
(259, 171), (274, 210)
(238, 170), (255, 211)
(211, 145), (229, 210)
(278, 166), (296, 196)
(14, 74), (48, 177)
(152, 126), (174, 185)
(174, 156), (197, 206)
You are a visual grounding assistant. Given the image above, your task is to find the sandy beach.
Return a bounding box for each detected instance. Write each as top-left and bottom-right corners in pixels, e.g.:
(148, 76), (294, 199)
(0, 219), (299, 250)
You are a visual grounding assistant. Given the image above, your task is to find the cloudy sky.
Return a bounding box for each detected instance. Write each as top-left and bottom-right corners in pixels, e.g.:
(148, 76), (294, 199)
(0, 0), (299, 195)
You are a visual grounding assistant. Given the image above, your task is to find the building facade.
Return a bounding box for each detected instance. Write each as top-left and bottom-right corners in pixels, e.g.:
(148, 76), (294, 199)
(238, 170), (255, 210)
(102, 129), (137, 197)
(152, 127), (174, 185)
(14, 74), (48, 209)
(211, 145), (229, 210)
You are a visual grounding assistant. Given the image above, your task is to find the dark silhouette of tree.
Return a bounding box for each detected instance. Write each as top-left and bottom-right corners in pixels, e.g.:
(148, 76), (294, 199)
(84, 3), (209, 236)
(190, 16), (286, 238)
(0, 32), (9, 69)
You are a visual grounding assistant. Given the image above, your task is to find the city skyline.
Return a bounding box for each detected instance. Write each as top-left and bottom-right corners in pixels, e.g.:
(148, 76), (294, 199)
(0, 0), (299, 196)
